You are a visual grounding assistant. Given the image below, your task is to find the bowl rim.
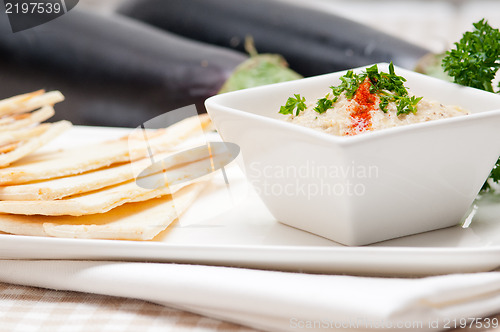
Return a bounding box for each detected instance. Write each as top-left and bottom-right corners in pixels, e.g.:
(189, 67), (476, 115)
(206, 63), (500, 147)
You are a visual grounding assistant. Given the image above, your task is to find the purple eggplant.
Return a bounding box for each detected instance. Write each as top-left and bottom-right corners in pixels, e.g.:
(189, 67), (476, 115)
(0, 8), (247, 127)
(116, 0), (431, 77)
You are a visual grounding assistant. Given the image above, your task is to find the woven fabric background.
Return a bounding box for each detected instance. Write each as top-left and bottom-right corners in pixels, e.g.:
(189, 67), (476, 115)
(0, 282), (259, 332)
(1, 280), (499, 332)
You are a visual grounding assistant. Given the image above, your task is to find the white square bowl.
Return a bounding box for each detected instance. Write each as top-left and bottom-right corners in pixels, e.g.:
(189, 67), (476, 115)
(205, 63), (500, 246)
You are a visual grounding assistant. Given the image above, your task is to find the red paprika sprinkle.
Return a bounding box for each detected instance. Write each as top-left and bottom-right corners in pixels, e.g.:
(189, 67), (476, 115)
(346, 78), (378, 136)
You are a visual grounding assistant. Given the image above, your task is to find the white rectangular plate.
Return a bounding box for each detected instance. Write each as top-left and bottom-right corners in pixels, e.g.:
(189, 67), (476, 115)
(0, 126), (499, 276)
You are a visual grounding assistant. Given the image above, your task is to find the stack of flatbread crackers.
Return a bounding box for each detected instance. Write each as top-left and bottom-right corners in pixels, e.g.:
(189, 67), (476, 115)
(0, 104), (214, 241)
(0, 90), (71, 167)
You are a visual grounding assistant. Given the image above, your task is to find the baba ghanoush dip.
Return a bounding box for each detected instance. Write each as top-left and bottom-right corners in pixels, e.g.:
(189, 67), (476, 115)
(279, 63), (468, 136)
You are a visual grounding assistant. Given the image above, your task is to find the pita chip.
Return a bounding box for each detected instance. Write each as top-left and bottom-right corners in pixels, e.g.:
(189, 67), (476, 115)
(0, 148), (214, 201)
(0, 106), (55, 131)
(0, 157), (211, 216)
(0, 90), (64, 116)
(0, 182), (205, 240)
(0, 114), (211, 185)
(0, 120), (72, 167)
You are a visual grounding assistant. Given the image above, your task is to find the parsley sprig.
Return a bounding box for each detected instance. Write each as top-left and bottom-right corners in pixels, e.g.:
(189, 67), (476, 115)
(312, 70), (363, 114)
(442, 19), (500, 93)
(332, 69), (361, 100)
(280, 63), (422, 117)
(441, 19), (500, 192)
(365, 63), (423, 115)
(279, 94), (306, 116)
(485, 163), (500, 192)
(313, 98), (333, 114)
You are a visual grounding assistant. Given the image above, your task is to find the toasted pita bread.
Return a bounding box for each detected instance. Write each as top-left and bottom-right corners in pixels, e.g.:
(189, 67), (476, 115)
(0, 106), (55, 131)
(0, 113), (29, 126)
(0, 120), (72, 167)
(0, 142), (19, 154)
(0, 159), (138, 201)
(0, 158), (210, 215)
(0, 178), (176, 216)
(0, 148), (216, 201)
(0, 90), (64, 116)
(0, 114), (211, 185)
(0, 182), (205, 240)
(0, 90), (45, 115)
(0, 123), (52, 146)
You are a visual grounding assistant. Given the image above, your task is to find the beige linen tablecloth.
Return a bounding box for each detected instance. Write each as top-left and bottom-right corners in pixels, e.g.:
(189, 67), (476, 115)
(0, 282), (257, 332)
(1, 281), (500, 332)
(1, 261), (500, 332)
(2, 281), (499, 332)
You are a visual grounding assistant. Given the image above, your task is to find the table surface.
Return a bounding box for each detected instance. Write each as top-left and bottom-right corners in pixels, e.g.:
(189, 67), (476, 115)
(1, 280), (499, 332)
(0, 282), (258, 332)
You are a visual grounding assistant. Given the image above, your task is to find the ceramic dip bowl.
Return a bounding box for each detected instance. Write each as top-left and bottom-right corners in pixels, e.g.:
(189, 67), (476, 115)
(205, 63), (500, 246)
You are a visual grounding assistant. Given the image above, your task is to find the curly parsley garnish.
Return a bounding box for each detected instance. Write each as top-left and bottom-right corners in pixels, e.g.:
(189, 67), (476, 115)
(313, 97), (333, 114)
(331, 69), (361, 100)
(483, 163), (500, 192)
(441, 19), (500, 192)
(442, 19), (500, 93)
(365, 63), (423, 115)
(280, 62), (422, 117)
(279, 94), (306, 116)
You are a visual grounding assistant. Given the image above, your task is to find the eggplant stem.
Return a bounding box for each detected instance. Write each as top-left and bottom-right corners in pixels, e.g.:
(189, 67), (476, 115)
(244, 35), (258, 57)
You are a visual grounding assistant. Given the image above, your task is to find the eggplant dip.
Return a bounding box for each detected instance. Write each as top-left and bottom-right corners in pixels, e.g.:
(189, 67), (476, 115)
(279, 63), (468, 137)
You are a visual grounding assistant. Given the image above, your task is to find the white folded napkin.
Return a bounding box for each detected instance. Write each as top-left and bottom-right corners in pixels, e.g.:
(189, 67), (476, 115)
(0, 260), (499, 332)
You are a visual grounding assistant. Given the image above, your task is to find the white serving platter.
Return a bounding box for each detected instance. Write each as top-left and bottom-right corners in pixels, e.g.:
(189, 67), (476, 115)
(0, 126), (499, 276)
